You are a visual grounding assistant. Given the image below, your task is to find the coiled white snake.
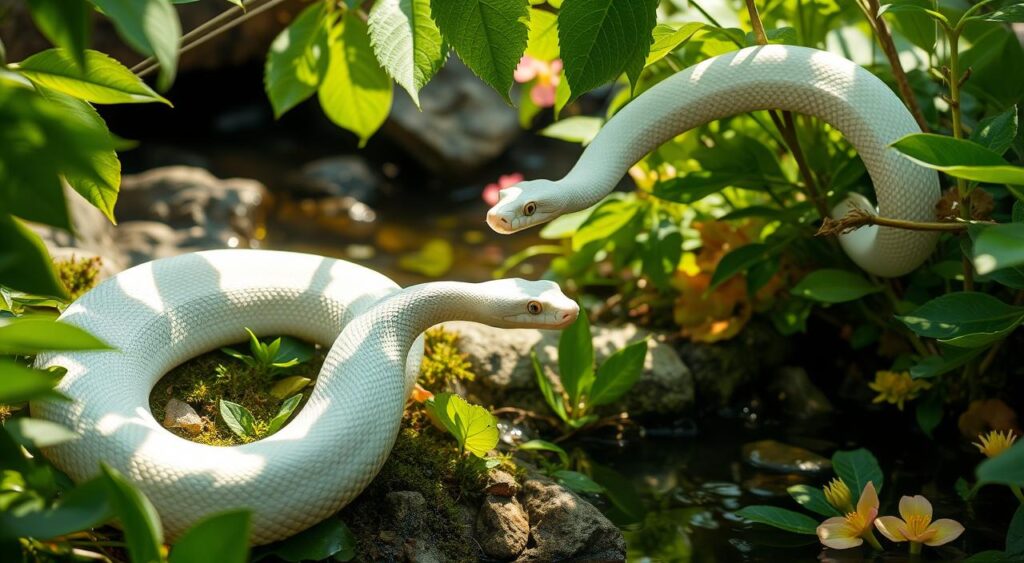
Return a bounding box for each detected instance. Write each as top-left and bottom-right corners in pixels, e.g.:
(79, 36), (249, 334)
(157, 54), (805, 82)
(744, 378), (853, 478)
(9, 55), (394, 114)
(487, 45), (941, 277)
(31, 250), (579, 544)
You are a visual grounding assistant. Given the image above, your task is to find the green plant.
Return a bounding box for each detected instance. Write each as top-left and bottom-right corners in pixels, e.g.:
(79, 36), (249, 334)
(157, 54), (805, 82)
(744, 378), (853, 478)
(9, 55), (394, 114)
(220, 328), (313, 379)
(418, 326), (475, 389)
(423, 392), (499, 458)
(531, 307), (648, 431)
(219, 394), (303, 441)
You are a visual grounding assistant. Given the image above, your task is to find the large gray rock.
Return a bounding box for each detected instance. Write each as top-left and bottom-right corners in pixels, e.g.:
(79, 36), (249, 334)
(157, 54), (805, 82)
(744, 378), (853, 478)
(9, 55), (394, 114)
(475, 495), (529, 560)
(444, 322), (694, 417)
(517, 474), (626, 562)
(32, 187), (127, 276)
(383, 60), (519, 176)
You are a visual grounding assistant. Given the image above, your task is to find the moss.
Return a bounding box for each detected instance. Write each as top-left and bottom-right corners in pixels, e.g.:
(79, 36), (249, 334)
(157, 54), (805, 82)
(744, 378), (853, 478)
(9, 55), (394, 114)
(419, 327), (475, 389)
(148, 339), (325, 446)
(53, 255), (101, 301)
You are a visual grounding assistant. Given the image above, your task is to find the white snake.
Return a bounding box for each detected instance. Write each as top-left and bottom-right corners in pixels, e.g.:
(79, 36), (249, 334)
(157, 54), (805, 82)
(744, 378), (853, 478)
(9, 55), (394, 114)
(488, 45), (941, 277)
(31, 250), (578, 544)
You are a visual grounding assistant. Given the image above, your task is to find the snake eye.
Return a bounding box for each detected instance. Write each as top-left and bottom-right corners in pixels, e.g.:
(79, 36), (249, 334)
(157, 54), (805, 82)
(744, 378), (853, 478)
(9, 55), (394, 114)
(527, 300), (543, 315)
(523, 202), (537, 216)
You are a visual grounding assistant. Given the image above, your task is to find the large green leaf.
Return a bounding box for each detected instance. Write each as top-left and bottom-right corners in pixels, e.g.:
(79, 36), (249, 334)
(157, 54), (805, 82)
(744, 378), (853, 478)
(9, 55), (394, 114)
(571, 197), (641, 252)
(540, 116), (602, 145)
(791, 269), (881, 303)
(429, 0), (528, 102)
(646, 22), (704, 66)
(558, 0), (658, 102)
(26, 0), (90, 68)
(589, 338), (647, 407)
(318, 12), (394, 147)
(170, 510), (251, 563)
(368, 0), (447, 107)
(973, 223), (1024, 275)
(970, 106), (1018, 155)
(558, 306), (593, 408)
(554, 470), (604, 493)
(425, 393), (498, 457)
(0, 476), (111, 540)
(16, 49), (169, 105)
(983, 4), (1024, 23)
(101, 464), (163, 563)
(832, 449), (884, 502)
(517, 439), (569, 466)
(976, 442), (1024, 487)
(90, 0), (181, 91)
(531, 351), (568, 422)
(735, 505), (818, 535)
(891, 133), (1024, 185)
(0, 215), (66, 298)
(265, 2), (332, 118)
(652, 172), (750, 205)
(709, 243), (768, 291)
(5, 418), (78, 449)
(787, 484), (840, 517)
(256, 518), (356, 562)
(898, 292), (1024, 348)
(0, 360), (64, 404)
(0, 318), (111, 354)
(909, 345), (984, 379)
(884, 0), (936, 51)
(525, 7), (559, 61)
(267, 394), (302, 435)
(1009, 505), (1024, 557)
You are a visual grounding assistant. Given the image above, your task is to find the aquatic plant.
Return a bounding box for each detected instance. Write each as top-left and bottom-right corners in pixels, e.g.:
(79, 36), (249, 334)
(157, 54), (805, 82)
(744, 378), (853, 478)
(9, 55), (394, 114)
(874, 495), (965, 555)
(816, 483), (883, 551)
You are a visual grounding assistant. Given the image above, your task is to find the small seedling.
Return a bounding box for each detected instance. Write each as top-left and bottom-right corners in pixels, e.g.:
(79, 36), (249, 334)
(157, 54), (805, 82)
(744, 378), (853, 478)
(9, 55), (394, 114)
(221, 328), (313, 378)
(219, 394), (303, 440)
(424, 393), (499, 458)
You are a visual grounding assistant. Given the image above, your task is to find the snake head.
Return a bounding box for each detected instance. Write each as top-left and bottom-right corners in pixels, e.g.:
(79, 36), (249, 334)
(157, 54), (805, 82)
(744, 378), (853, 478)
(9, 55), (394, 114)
(486, 180), (561, 234)
(484, 279), (578, 329)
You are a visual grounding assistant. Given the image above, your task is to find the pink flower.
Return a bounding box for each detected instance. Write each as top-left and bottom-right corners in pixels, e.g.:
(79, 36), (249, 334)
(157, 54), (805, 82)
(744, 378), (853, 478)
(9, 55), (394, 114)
(514, 56), (563, 108)
(483, 173), (524, 206)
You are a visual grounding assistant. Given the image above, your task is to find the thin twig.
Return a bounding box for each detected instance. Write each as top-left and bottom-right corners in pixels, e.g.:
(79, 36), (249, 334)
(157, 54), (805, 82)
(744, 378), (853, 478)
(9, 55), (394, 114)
(744, 0), (768, 45)
(817, 207), (975, 236)
(863, 0), (931, 132)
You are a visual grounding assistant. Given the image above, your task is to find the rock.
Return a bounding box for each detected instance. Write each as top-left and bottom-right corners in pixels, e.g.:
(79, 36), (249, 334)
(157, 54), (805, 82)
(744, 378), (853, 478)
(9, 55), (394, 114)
(475, 495), (529, 560)
(674, 319), (789, 408)
(770, 366), (834, 419)
(114, 222), (185, 265)
(162, 399), (203, 434)
(485, 469), (520, 497)
(385, 491), (428, 537)
(517, 474), (626, 562)
(742, 473), (807, 498)
(383, 59), (519, 176)
(447, 321), (694, 417)
(741, 440), (831, 475)
(288, 156), (385, 204)
(32, 187), (127, 276)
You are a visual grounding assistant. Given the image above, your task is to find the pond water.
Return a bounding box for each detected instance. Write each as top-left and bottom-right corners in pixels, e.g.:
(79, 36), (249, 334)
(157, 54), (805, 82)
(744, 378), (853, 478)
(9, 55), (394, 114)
(102, 64), (1016, 562)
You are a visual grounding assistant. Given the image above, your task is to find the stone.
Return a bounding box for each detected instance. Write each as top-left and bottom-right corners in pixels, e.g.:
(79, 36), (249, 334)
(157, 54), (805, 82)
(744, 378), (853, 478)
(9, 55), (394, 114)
(485, 469), (520, 497)
(288, 156), (385, 204)
(383, 59), (519, 176)
(385, 491), (428, 537)
(770, 366), (834, 419)
(162, 399), (203, 434)
(741, 440), (831, 475)
(447, 321), (694, 417)
(32, 187), (127, 276)
(742, 473), (808, 498)
(475, 495), (529, 560)
(517, 474), (626, 562)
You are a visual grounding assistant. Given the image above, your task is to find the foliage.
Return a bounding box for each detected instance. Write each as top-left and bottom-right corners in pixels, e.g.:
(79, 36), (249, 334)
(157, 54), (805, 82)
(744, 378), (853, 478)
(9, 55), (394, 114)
(419, 326), (476, 388)
(220, 328), (313, 379)
(424, 392), (499, 457)
(531, 307), (648, 431)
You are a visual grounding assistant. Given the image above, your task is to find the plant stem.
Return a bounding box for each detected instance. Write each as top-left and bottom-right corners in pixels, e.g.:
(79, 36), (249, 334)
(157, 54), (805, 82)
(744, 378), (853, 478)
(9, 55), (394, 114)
(1012, 484), (1024, 504)
(744, 0), (768, 45)
(864, 529), (884, 551)
(862, 0), (930, 131)
(944, 26), (975, 292)
(910, 541), (923, 556)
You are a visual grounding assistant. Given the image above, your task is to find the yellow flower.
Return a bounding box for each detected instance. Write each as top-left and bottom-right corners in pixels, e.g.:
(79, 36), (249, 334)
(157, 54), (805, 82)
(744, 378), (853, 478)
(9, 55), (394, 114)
(973, 429), (1018, 458)
(823, 478), (853, 513)
(817, 483), (883, 550)
(875, 495), (964, 552)
(868, 371), (931, 410)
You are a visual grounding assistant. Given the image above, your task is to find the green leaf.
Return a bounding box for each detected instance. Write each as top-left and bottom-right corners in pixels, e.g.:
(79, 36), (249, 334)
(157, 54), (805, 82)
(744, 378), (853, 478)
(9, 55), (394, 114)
(170, 510), (251, 563)
(571, 197), (641, 252)
(786, 484), (840, 517)
(517, 439), (569, 466)
(0, 360), (64, 404)
(368, 0), (447, 107)
(430, 0), (528, 103)
(909, 345), (984, 379)
(588, 339), (646, 407)
(0, 476), (111, 540)
(976, 442), (1024, 487)
(220, 400), (257, 439)
(532, 351), (568, 422)
(898, 292), (1024, 348)
(884, 0), (936, 51)
(791, 269), (882, 303)
(709, 243), (768, 291)
(983, 4), (1024, 23)
(101, 464), (163, 563)
(273, 336), (314, 365)
(832, 449), (884, 502)
(257, 518), (356, 562)
(90, 0), (181, 90)
(0, 215), (66, 298)
(915, 389), (943, 437)
(1008, 504), (1024, 557)
(973, 223), (1024, 275)
(646, 22), (703, 66)
(558, 0), (658, 102)
(0, 318), (111, 354)
(540, 116), (603, 145)
(5, 418), (78, 448)
(425, 393), (499, 457)
(267, 394), (302, 434)
(642, 221), (682, 291)
(971, 106), (1018, 155)
(652, 172), (745, 205)
(558, 305), (593, 408)
(270, 376), (311, 400)
(265, 2), (331, 118)
(525, 7), (559, 61)
(26, 0), (90, 68)
(735, 506), (818, 535)
(16, 49), (170, 105)
(319, 12), (394, 147)
(554, 470), (604, 493)
(891, 133), (1024, 185)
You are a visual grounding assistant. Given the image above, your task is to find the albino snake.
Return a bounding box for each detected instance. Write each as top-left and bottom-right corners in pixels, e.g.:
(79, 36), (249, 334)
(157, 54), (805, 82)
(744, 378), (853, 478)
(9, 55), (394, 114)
(487, 45), (941, 277)
(31, 250), (578, 544)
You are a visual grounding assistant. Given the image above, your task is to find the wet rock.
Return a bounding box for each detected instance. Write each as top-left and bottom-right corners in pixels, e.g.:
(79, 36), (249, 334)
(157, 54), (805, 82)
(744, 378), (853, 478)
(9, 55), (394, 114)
(741, 440), (831, 475)
(742, 473), (807, 498)
(288, 156), (385, 204)
(162, 399), (203, 435)
(475, 495), (529, 560)
(770, 366), (834, 419)
(383, 60), (519, 176)
(518, 474), (626, 562)
(447, 321), (694, 417)
(485, 469), (520, 497)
